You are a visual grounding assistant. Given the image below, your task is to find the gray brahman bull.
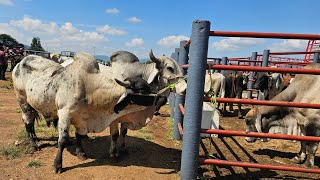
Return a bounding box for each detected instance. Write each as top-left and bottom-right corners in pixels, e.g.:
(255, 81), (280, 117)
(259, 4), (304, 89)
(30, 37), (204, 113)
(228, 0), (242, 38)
(245, 63), (320, 168)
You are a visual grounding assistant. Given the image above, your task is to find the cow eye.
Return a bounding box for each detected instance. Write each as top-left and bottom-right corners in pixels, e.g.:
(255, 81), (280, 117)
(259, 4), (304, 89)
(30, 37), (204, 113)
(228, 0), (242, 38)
(245, 119), (253, 125)
(167, 67), (174, 73)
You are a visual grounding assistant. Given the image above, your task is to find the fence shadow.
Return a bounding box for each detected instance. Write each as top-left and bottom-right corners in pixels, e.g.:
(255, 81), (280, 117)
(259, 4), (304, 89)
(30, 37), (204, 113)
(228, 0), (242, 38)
(60, 135), (181, 172)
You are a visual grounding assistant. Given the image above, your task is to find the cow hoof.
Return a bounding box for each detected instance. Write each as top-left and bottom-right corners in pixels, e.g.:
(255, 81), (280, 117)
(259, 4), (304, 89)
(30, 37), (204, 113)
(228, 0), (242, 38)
(53, 165), (63, 174)
(304, 161), (313, 168)
(291, 156), (305, 164)
(29, 145), (39, 153)
(238, 115), (244, 119)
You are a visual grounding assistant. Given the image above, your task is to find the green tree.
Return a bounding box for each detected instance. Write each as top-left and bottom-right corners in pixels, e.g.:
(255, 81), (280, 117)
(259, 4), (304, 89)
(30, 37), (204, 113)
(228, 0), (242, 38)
(0, 34), (22, 48)
(30, 37), (45, 51)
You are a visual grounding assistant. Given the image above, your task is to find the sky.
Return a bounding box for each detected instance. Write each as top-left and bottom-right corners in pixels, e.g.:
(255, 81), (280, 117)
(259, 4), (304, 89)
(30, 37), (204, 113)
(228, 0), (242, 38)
(0, 0), (319, 59)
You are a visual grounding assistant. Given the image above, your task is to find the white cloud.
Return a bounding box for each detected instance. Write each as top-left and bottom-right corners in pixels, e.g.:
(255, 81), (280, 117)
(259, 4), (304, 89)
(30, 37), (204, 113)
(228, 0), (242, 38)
(268, 39), (308, 52)
(125, 38), (144, 47)
(105, 8), (120, 14)
(212, 37), (264, 52)
(0, 17), (108, 54)
(0, 0), (13, 6)
(127, 17), (142, 24)
(96, 25), (127, 36)
(158, 35), (189, 47)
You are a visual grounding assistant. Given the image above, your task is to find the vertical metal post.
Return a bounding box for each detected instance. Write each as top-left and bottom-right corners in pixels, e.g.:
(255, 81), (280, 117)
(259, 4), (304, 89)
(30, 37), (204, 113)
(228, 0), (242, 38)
(220, 57), (228, 76)
(258, 49), (270, 100)
(169, 52), (178, 118)
(247, 52), (257, 99)
(313, 51), (320, 63)
(181, 20), (210, 180)
(173, 40), (189, 140)
(215, 58), (221, 73)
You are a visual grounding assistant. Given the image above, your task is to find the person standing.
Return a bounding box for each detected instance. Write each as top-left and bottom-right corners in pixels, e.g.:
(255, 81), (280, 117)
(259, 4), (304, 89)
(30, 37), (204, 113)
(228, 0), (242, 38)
(0, 46), (9, 80)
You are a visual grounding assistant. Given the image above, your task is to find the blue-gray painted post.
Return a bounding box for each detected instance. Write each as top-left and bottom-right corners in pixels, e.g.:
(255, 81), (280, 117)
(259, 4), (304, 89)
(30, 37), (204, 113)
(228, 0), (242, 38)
(169, 52), (177, 118)
(313, 51), (320, 63)
(246, 52), (258, 99)
(181, 20), (210, 180)
(258, 49), (270, 100)
(220, 57), (228, 76)
(173, 40), (189, 140)
(215, 58), (221, 73)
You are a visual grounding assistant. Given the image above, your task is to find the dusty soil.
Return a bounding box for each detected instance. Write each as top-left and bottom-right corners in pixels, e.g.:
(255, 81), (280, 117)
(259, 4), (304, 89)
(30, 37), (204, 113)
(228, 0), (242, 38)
(1, 71), (320, 180)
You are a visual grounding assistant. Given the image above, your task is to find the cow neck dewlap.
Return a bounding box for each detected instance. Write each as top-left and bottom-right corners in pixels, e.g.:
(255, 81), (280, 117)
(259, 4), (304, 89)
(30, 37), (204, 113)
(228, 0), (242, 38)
(84, 73), (126, 107)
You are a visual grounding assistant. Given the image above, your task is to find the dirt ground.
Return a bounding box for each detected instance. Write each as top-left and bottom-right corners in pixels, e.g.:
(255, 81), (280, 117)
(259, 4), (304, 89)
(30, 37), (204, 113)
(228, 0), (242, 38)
(1, 71), (320, 180)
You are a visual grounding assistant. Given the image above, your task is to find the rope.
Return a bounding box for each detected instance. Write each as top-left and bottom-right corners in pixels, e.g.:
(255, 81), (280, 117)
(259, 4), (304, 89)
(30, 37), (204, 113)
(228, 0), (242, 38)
(131, 76), (186, 106)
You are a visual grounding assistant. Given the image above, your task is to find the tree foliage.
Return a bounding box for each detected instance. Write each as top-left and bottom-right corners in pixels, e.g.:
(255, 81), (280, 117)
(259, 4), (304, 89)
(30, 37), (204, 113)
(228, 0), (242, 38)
(30, 37), (45, 51)
(0, 34), (24, 48)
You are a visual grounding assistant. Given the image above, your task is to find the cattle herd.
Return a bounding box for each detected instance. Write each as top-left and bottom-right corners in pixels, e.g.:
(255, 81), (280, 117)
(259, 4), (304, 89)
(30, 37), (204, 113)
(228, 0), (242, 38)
(9, 48), (320, 173)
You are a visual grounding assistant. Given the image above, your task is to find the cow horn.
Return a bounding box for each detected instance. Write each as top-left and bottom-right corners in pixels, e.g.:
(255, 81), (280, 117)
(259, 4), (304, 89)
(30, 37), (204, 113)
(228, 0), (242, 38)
(114, 78), (130, 87)
(149, 49), (161, 65)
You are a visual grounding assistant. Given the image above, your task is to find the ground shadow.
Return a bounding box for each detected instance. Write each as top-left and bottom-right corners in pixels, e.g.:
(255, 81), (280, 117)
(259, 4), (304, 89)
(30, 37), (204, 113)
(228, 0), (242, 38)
(56, 135), (182, 172)
(253, 148), (320, 168)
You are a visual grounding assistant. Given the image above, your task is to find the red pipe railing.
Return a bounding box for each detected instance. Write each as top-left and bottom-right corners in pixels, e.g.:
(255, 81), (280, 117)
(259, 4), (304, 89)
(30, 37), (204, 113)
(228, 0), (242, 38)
(182, 65), (320, 74)
(200, 158), (320, 174)
(201, 129), (320, 142)
(225, 59), (309, 66)
(184, 40), (191, 48)
(179, 103), (185, 115)
(210, 31), (320, 40)
(203, 97), (320, 109)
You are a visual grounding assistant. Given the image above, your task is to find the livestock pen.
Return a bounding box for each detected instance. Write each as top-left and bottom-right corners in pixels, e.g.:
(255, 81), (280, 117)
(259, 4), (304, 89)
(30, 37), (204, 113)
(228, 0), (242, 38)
(173, 20), (320, 179)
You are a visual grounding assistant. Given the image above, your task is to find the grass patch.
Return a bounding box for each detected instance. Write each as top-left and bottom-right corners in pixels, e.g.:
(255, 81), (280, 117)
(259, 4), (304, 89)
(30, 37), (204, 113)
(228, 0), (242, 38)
(0, 145), (24, 159)
(138, 127), (153, 134)
(0, 84), (13, 89)
(132, 134), (154, 141)
(165, 118), (174, 140)
(17, 129), (28, 141)
(27, 159), (44, 168)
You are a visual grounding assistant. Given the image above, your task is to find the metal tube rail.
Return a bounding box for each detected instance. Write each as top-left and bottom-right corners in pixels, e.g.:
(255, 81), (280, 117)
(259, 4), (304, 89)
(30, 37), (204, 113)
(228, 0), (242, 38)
(200, 158), (320, 174)
(225, 59), (308, 66)
(181, 65), (320, 74)
(261, 51), (317, 55)
(203, 97), (320, 109)
(200, 128), (320, 142)
(179, 103), (185, 115)
(210, 31), (320, 40)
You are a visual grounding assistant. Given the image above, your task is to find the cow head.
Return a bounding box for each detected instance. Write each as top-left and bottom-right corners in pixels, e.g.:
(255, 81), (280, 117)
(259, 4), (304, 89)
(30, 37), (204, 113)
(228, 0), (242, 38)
(149, 49), (187, 95)
(254, 72), (271, 91)
(244, 107), (266, 143)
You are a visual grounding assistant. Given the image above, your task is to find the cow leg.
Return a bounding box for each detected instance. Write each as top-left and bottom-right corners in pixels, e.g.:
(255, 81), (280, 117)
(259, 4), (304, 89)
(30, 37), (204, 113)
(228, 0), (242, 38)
(236, 94), (243, 119)
(54, 111), (70, 173)
(109, 121), (119, 158)
(304, 142), (319, 167)
(75, 132), (87, 160)
(118, 123), (128, 153)
(293, 141), (307, 164)
(20, 103), (39, 152)
(229, 103), (234, 113)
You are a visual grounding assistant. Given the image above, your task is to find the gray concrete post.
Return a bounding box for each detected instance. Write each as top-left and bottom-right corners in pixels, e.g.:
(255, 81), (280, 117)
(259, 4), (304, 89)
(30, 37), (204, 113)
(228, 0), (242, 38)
(180, 20), (210, 180)
(247, 52), (258, 99)
(215, 58), (221, 73)
(169, 52), (178, 118)
(258, 49), (270, 100)
(173, 40), (189, 140)
(220, 57), (228, 76)
(313, 51), (320, 63)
